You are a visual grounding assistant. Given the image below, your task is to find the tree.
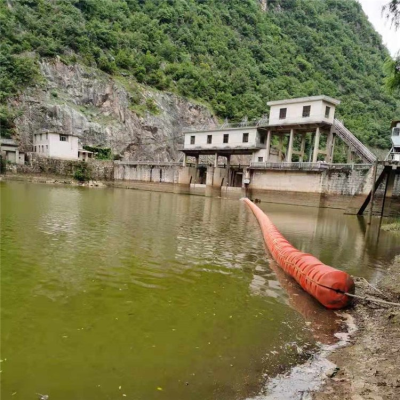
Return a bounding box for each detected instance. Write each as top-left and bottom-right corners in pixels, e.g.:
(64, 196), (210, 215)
(383, 1), (400, 92)
(384, 56), (400, 93)
(383, 0), (400, 30)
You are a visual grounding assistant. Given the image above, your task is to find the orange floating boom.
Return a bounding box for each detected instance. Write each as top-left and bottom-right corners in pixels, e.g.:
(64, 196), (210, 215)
(244, 198), (355, 309)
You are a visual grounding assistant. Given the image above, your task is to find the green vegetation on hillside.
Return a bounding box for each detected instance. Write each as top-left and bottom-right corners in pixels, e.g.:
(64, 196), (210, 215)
(0, 0), (399, 147)
(384, 56), (400, 93)
(383, 0), (400, 94)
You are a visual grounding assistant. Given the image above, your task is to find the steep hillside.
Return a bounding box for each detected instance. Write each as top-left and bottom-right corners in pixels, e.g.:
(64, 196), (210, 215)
(11, 59), (215, 160)
(1, 0), (399, 151)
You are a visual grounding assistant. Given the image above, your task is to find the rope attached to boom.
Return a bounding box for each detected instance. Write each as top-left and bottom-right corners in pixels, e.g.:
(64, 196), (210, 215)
(339, 292), (400, 307)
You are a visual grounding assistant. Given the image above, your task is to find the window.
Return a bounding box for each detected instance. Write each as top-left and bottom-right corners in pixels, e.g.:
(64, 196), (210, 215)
(207, 135), (212, 144)
(260, 135), (265, 144)
(258, 157), (264, 162)
(190, 135), (195, 145)
(46, 145), (48, 151)
(242, 133), (249, 143)
(223, 134), (229, 144)
(325, 106), (331, 118)
(302, 105), (311, 118)
(60, 135), (68, 142)
(46, 133), (48, 140)
(40, 134), (42, 140)
(34, 146), (36, 152)
(279, 108), (287, 119)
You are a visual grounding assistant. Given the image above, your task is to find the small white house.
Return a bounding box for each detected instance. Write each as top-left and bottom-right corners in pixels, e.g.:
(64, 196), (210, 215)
(33, 132), (79, 160)
(267, 95), (340, 126)
(78, 148), (94, 161)
(0, 138), (25, 164)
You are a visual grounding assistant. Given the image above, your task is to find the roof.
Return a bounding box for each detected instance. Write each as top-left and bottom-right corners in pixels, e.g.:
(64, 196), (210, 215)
(36, 131), (80, 137)
(267, 95), (341, 107)
(0, 138), (18, 146)
(390, 120), (400, 129)
(184, 126), (259, 134)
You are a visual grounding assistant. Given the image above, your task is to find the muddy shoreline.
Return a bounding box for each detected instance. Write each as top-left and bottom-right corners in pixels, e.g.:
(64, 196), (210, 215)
(313, 256), (400, 400)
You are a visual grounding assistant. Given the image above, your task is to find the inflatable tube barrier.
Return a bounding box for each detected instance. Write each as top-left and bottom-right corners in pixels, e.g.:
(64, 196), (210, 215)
(244, 198), (355, 309)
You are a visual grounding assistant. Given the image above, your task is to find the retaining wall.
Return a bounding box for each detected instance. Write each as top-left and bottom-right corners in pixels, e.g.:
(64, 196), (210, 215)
(113, 164), (180, 183)
(6, 153), (114, 181)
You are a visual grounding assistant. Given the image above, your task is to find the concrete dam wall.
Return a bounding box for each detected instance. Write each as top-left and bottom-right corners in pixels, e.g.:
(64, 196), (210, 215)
(113, 162), (399, 211)
(4, 156), (399, 213)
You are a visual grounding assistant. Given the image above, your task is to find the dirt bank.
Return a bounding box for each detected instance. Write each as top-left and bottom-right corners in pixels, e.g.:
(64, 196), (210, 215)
(313, 256), (400, 400)
(0, 173), (106, 187)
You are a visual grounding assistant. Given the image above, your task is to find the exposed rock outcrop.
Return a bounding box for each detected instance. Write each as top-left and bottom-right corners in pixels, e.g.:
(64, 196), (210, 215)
(259, 0), (267, 12)
(11, 59), (216, 161)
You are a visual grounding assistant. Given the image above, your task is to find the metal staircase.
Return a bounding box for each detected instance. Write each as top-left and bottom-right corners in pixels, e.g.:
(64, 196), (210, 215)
(333, 119), (376, 163)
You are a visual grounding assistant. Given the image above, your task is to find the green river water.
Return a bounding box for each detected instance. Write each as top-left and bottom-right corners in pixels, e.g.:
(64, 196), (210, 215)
(1, 181), (398, 400)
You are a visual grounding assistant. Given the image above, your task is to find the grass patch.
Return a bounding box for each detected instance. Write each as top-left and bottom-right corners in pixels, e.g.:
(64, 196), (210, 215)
(382, 220), (400, 232)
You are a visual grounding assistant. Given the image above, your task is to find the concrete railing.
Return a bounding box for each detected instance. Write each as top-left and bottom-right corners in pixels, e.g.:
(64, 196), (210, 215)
(115, 160), (373, 171)
(115, 161), (182, 166)
(183, 117), (269, 132)
(179, 144), (265, 151)
(327, 163), (372, 170)
(249, 162), (372, 171)
(333, 119), (376, 163)
(250, 162), (330, 171)
(385, 151), (400, 162)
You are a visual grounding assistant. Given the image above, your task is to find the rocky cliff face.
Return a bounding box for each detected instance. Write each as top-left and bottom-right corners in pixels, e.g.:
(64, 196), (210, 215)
(11, 59), (216, 161)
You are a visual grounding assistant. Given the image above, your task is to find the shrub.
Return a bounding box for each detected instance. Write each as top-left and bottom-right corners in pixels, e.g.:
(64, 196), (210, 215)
(73, 162), (91, 182)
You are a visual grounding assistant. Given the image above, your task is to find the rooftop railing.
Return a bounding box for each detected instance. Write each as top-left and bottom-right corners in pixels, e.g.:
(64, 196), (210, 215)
(184, 116), (269, 132)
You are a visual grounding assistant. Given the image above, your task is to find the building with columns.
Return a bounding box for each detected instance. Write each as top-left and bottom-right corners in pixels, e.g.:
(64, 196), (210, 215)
(264, 95), (340, 163)
(181, 95), (376, 188)
(182, 95), (375, 168)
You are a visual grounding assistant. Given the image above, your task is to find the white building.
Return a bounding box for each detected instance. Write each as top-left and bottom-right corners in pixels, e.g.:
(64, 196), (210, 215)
(78, 148), (94, 161)
(0, 138), (25, 164)
(33, 132), (79, 160)
(183, 127), (271, 165)
(184, 127), (264, 154)
(267, 95), (340, 126)
(181, 95), (348, 165)
(184, 127), (261, 150)
(389, 120), (400, 161)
